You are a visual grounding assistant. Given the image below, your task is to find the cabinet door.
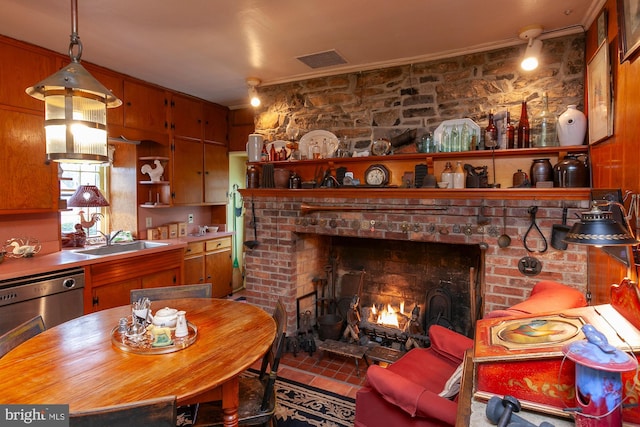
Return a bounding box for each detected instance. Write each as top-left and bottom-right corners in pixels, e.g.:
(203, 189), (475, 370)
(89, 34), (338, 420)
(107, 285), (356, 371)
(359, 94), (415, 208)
(92, 278), (139, 311)
(172, 94), (203, 139)
(205, 249), (232, 298)
(203, 103), (228, 144)
(123, 80), (168, 134)
(204, 142), (229, 204)
(172, 137), (203, 204)
(0, 109), (58, 212)
(184, 255), (205, 284)
(0, 40), (56, 111)
(141, 268), (179, 288)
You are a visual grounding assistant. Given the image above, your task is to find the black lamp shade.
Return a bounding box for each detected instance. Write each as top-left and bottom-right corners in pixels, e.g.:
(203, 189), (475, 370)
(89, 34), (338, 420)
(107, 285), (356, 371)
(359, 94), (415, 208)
(564, 206), (638, 246)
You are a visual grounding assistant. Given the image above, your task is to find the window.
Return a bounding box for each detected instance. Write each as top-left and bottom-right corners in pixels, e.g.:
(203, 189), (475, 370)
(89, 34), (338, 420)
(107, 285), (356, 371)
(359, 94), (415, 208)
(60, 164), (110, 238)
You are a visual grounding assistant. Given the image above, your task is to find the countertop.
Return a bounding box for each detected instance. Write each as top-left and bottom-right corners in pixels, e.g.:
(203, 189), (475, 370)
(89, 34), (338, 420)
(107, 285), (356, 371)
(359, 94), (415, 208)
(0, 231), (234, 281)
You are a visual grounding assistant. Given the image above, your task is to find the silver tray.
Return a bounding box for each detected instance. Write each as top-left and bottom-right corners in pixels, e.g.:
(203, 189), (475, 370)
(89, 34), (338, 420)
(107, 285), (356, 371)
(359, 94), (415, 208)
(111, 322), (197, 355)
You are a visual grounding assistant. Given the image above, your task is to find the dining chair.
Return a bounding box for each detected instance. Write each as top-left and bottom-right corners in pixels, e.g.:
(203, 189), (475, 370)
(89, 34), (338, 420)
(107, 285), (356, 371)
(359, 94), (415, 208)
(0, 315), (45, 358)
(130, 283), (213, 303)
(69, 395), (177, 427)
(193, 299), (288, 427)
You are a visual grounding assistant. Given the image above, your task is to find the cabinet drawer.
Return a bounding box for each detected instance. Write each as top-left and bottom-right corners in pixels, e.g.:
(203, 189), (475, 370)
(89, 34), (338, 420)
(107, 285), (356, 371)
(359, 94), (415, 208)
(205, 237), (231, 252)
(184, 241), (204, 256)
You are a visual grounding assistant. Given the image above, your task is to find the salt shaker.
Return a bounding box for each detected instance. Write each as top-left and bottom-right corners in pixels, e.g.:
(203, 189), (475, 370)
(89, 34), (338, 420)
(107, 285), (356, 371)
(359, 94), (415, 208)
(175, 311), (189, 338)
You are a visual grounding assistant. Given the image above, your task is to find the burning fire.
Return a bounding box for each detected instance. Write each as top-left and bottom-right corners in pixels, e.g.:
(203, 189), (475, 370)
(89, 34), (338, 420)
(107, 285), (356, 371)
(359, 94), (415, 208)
(371, 302), (405, 327)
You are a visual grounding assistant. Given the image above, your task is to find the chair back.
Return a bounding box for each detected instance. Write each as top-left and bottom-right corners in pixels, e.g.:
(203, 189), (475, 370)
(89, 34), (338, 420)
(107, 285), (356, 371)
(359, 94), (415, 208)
(258, 299), (287, 411)
(69, 395), (177, 427)
(0, 315), (45, 358)
(130, 283), (212, 303)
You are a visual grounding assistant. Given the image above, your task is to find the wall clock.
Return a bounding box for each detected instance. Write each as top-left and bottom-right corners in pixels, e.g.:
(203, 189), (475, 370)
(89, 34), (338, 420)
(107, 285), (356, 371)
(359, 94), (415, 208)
(364, 164), (389, 186)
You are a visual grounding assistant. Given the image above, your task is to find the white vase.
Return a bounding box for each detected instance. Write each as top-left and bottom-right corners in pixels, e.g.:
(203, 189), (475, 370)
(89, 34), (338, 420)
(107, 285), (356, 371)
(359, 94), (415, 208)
(557, 105), (587, 146)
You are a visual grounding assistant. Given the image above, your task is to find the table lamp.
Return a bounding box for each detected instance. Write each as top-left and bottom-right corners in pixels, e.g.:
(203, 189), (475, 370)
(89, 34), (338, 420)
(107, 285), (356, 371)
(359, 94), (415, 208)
(67, 184), (110, 243)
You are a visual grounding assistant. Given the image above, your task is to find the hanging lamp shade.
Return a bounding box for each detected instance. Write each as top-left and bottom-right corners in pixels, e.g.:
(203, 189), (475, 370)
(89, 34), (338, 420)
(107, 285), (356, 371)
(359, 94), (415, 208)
(25, 0), (121, 164)
(563, 202), (638, 246)
(67, 184), (110, 207)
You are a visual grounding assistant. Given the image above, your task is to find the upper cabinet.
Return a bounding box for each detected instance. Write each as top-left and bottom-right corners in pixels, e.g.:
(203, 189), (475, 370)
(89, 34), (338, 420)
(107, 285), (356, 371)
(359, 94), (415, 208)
(171, 93), (203, 140)
(0, 109), (58, 212)
(83, 64), (124, 127)
(203, 103), (228, 144)
(0, 39), (57, 112)
(123, 80), (168, 134)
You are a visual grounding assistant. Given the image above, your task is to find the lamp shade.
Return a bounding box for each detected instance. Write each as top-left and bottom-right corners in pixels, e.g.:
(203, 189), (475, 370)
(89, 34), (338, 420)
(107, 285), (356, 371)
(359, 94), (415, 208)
(67, 184), (110, 207)
(563, 203), (638, 246)
(521, 38), (543, 71)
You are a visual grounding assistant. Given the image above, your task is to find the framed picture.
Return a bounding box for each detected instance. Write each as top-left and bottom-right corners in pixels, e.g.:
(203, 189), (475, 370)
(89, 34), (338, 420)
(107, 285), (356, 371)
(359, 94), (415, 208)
(587, 41), (613, 144)
(598, 9), (607, 46)
(617, 0), (640, 62)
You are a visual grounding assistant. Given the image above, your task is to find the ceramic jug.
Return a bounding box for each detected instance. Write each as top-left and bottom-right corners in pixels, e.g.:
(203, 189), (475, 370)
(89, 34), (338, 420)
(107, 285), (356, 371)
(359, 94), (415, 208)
(530, 158), (553, 187)
(553, 153), (589, 187)
(246, 134), (264, 162)
(557, 105), (587, 146)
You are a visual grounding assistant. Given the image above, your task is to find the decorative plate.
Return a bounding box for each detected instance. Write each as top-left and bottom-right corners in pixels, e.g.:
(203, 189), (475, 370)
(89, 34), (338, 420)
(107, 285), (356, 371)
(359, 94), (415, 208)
(266, 140), (291, 160)
(371, 138), (391, 156)
(298, 130), (339, 159)
(3, 237), (42, 258)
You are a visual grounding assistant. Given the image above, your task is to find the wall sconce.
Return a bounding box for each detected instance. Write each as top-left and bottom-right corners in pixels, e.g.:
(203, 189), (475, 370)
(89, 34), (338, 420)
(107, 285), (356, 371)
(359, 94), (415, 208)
(519, 25), (543, 71)
(26, 0), (122, 164)
(247, 77), (261, 107)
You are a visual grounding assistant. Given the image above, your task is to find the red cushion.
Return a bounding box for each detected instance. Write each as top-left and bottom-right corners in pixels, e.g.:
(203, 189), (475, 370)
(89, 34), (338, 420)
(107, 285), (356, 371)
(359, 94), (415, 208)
(366, 365), (458, 425)
(485, 280), (586, 318)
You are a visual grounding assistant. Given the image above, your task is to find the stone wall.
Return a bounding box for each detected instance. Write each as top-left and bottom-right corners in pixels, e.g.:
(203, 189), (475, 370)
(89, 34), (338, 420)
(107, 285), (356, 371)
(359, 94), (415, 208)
(253, 34), (584, 146)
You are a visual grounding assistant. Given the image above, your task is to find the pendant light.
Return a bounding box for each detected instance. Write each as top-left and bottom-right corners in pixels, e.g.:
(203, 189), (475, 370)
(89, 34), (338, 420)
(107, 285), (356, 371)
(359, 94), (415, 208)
(26, 0), (122, 164)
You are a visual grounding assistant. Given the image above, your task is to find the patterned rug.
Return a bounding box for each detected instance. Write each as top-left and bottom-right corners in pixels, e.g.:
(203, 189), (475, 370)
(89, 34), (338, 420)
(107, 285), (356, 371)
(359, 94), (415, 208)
(176, 373), (355, 427)
(274, 376), (355, 427)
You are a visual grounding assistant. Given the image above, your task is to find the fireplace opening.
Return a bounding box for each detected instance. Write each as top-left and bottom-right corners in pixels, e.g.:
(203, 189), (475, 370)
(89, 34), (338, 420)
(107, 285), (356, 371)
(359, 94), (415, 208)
(296, 234), (483, 346)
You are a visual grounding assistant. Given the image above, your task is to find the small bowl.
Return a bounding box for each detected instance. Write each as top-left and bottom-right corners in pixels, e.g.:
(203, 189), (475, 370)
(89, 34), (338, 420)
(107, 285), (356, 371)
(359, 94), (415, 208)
(437, 181), (449, 189)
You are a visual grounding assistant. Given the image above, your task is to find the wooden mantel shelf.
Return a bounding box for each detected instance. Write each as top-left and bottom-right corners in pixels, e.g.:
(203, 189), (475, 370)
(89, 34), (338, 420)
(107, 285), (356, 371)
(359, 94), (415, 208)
(240, 187), (591, 201)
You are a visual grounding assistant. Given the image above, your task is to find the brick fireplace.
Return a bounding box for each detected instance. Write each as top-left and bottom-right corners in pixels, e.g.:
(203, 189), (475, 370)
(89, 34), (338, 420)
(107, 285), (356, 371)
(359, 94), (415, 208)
(240, 191), (590, 336)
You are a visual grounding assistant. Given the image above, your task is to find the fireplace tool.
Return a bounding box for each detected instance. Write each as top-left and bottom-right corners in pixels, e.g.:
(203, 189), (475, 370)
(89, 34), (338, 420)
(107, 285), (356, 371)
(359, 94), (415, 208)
(243, 198), (259, 249)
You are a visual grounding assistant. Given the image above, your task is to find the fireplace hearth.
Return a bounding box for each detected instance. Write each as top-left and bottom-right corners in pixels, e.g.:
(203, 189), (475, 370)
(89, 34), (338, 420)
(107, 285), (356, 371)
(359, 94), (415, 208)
(240, 193), (589, 337)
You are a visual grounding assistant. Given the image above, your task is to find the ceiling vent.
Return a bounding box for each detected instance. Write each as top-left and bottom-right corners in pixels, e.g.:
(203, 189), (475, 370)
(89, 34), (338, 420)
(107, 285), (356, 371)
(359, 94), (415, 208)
(296, 49), (347, 69)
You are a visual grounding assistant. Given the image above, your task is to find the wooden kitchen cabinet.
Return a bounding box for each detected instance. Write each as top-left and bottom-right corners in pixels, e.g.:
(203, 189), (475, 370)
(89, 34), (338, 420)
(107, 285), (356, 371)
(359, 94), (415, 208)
(204, 142), (229, 204)
(203, 103), (228, 144)
(182, 237), (232, 298)
(171, 93), (203, 140)
(86, 248), (183, 312)
(83, 64), (124, 127)
(123, 80), (168, 134)
(0, 109), (58, 213)
(0, 37), (57, 112)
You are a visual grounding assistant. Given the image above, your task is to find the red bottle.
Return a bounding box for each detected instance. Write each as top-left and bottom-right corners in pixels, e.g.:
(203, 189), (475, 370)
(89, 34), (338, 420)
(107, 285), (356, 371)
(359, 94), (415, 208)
(484, 111), (498, 150)
(517, 101), (530, 149)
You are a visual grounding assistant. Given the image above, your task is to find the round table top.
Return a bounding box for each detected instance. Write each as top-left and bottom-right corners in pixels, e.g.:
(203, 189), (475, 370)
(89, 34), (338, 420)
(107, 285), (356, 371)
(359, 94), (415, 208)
(0, 298), (276, 411)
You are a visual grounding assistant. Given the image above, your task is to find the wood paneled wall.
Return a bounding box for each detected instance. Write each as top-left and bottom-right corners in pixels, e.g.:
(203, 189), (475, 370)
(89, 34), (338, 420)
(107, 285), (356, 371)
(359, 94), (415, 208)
(587, 0), (640, 302)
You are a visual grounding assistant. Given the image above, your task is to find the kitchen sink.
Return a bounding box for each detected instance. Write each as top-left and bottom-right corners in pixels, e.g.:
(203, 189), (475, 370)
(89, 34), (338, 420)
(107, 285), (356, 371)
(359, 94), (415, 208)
(74, 241), (169, 256)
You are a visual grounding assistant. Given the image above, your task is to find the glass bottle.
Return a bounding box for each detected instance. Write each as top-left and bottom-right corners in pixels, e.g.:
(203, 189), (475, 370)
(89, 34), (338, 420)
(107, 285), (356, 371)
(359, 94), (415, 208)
(441, 126), (450, 153)
(484, 111), (498, 150)
(505, 110), (515, 149)
(460, 123), (470, 151)
(532, 92), (557, 147)
(453, 161), (465, 188)
(517, 100), (530, 148)
(269, 143), (276, 161)
(450, 125), (460, 152)
(441, 161), (453, 188)
(260, 143), (269, 162)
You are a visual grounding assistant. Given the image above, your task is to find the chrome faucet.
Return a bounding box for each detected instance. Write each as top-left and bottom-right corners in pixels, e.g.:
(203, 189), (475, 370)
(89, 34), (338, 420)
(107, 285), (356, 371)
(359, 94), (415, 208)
(98, 230), (124, 246)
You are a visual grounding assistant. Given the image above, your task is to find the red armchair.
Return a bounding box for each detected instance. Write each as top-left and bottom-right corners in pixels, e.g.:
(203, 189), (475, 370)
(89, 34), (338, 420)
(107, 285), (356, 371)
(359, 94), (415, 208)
(355, 325), (473, 427)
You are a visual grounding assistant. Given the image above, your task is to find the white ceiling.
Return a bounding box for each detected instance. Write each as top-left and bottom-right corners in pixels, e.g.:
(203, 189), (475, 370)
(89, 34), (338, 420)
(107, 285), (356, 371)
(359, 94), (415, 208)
(0, 0), (603, 108)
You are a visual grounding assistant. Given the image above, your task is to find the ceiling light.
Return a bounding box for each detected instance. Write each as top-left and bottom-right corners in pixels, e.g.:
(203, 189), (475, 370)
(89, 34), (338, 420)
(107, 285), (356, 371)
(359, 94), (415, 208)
(26, 0), (121, 164)
(247, 77), (261, 107)
(519, 25), (543, 71)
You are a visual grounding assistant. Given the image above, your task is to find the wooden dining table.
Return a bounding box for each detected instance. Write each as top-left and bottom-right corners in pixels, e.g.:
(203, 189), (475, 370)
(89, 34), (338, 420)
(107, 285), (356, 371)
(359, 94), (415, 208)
(0, 298), (276, 427)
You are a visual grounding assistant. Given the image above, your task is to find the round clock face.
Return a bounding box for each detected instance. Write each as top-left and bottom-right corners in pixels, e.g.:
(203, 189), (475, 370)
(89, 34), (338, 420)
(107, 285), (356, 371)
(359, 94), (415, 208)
(365, 164), (389, 186)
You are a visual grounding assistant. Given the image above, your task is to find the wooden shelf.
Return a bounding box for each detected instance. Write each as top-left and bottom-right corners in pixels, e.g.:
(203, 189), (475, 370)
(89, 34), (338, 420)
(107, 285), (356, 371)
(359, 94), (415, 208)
(138, 181), (170, 185)
(240, 187), (591, 201)
(139, 203), (172, 208)
(139, 156), (170, 161)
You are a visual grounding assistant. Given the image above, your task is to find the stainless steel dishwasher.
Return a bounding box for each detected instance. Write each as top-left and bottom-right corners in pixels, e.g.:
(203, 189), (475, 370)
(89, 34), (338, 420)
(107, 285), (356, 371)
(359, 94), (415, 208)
(0, 267), (85, 335)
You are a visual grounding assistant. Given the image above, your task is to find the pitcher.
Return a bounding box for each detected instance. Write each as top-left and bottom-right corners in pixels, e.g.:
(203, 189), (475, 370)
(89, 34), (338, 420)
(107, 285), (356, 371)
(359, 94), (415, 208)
(246, 134), (263, 162)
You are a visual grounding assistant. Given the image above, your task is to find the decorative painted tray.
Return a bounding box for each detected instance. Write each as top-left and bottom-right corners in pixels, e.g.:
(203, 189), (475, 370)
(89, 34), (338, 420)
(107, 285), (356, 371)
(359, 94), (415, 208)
(111, 322), (197, 355)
